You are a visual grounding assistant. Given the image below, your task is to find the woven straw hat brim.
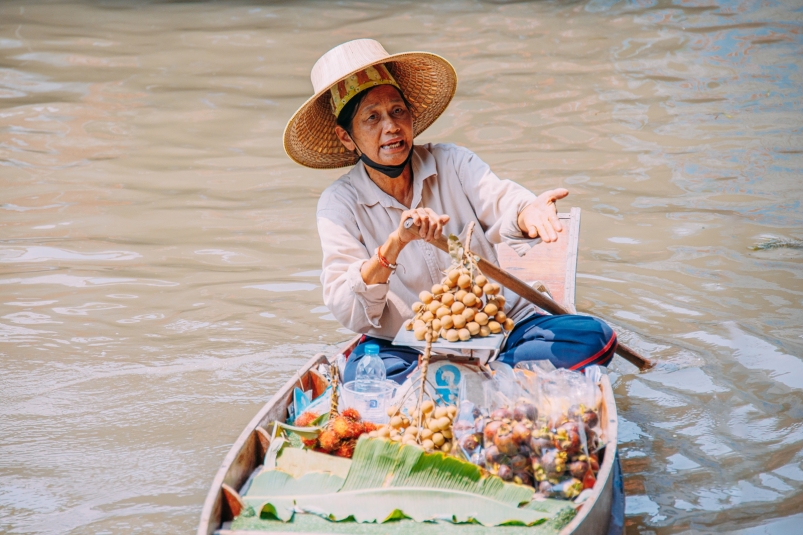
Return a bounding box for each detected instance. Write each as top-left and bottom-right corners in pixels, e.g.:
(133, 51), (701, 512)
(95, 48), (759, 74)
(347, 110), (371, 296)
(283, 51), (457, 169)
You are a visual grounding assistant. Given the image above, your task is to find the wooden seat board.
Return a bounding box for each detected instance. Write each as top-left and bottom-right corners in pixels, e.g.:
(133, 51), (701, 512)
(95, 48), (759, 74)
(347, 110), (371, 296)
(497, 208), (580, 313)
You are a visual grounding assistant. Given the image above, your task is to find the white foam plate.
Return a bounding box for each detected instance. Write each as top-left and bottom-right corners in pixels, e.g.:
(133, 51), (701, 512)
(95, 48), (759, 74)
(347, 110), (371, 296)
(392, 326), (506, 351)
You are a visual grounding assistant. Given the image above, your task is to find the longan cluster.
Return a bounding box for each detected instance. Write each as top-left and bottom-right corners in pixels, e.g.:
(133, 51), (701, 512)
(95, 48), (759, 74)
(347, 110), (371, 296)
(405, 269), (513, 342)
(367, 400), (457, 453)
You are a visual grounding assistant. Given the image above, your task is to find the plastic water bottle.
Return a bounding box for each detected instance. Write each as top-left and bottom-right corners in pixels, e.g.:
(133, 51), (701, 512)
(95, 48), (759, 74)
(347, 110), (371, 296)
(353, 344), (388, 421)
(355, 344), (386, 389)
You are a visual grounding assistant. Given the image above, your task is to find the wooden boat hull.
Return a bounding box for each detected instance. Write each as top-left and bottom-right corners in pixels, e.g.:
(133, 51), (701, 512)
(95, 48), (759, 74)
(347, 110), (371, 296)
(197, 349), (620, 535)
(197, 209), (624, 534)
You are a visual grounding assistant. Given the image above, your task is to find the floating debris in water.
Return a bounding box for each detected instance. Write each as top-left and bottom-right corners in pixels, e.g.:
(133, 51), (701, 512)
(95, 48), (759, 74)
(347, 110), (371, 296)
(748, 237), (803, 251)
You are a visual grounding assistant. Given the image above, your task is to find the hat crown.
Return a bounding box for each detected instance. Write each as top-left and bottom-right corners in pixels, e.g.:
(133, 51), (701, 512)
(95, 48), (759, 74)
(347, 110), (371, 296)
(311, 39), (391, 94)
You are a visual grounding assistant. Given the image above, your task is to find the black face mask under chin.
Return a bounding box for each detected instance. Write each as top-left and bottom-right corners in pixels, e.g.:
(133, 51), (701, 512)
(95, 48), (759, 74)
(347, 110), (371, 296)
(353, 142), (414, 179)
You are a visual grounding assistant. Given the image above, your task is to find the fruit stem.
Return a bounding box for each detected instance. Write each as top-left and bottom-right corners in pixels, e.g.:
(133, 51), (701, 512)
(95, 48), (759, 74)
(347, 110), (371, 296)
(416, 322), (433, 443)
(328, 363), (339, 427)
(465, 221), (475, 258)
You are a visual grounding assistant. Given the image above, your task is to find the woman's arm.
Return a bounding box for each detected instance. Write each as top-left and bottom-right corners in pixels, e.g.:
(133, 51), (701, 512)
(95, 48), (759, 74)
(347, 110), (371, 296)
(447, 145), (567, 250)
(318, 211), (389, 333)
(360, 207), (450, 285)
(318, 205), (448, 333)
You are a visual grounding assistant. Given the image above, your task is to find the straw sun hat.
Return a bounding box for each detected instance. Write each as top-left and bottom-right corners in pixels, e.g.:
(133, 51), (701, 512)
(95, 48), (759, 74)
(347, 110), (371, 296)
(283, 39), (457, 169)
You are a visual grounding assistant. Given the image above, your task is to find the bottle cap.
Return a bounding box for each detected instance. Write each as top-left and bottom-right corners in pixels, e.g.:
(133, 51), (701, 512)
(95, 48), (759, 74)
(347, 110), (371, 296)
(364, 343), (380, 356)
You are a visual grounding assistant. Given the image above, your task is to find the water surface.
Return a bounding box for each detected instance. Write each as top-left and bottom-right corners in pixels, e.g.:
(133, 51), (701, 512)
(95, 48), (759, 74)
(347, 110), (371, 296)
(1, 1), (802, 533)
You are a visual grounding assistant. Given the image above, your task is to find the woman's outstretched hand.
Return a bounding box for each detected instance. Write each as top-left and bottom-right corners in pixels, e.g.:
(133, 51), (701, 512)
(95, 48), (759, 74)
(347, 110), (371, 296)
(517, 188), (569, 243)
(398, 207), (450, 244)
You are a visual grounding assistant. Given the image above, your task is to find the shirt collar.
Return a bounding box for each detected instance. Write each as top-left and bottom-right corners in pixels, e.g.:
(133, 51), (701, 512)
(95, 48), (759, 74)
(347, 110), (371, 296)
(350, 145), (438, 209)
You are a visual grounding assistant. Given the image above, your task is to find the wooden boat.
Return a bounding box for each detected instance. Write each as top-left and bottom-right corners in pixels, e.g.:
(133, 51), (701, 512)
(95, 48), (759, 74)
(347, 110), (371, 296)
(197, 209), (623, 535)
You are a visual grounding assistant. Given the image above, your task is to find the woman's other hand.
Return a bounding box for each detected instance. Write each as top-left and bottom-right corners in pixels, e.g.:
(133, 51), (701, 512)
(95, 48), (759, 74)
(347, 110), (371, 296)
(517, 188), (569, 243)
(398, 208), (450, 244)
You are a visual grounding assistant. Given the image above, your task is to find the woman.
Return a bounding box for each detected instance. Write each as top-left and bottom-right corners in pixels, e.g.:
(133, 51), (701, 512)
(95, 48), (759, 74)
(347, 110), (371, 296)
(284, 39), (617, 383)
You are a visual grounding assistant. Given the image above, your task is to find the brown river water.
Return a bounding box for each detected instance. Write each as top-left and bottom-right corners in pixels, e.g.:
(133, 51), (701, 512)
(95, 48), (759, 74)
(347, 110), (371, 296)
(1, 1), (802, 533)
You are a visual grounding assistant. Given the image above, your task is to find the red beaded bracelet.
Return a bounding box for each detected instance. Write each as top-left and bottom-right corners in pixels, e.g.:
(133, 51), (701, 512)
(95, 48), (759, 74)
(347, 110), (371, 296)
(375, 248), (398, 271)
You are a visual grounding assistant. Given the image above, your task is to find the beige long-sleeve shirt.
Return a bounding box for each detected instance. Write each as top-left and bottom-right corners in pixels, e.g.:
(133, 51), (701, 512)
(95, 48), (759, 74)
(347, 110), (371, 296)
(317, 143), (539, 340)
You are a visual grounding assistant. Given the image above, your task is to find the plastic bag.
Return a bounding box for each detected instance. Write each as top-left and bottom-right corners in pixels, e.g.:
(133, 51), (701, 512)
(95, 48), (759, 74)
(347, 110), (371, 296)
(475, 363), (540, 484)
(461, 362), (605, 499)
(452, 376), (483, 462)
(483, 361), (521, 411)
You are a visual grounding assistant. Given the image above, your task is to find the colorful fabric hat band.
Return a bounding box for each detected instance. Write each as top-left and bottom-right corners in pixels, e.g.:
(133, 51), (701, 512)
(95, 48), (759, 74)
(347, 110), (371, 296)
(330, 63), (400, 118)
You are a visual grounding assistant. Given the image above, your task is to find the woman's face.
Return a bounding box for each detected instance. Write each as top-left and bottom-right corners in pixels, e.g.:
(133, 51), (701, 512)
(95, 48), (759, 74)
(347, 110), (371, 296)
(336, 85), (413, 167)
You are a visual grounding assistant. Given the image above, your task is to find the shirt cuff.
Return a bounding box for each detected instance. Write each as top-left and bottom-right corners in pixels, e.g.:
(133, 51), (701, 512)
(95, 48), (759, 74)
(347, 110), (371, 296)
(347, 260), (389, 329)
(499, 202), (541, 256)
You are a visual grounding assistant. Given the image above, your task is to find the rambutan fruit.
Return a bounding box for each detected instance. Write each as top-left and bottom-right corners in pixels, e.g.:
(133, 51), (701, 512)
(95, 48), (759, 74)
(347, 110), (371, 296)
(294, 411), (319, 428)
(362, 421), (379, 433)
(334, 440), (356, 458)
(332, 416), (362, 440)
(341, 407), (361, 422)
(301, 436), (318, 448)
(318, 429), (339, 452)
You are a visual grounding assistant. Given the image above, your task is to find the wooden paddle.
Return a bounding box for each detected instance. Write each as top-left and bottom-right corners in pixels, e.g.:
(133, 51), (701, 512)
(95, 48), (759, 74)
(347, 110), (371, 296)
(403, 218), (654, 370)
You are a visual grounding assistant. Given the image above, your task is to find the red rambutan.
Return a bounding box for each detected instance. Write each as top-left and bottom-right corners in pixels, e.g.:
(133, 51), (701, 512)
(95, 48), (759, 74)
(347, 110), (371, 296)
(341, 407), (362, 422)
(334, 440), (356, 458)
(332, 416), (362, 440)
(318, 429), (339, 452)
(362, 421), (379, 433)
(301, 436), (318, 448)
(294, 411), (319, 428)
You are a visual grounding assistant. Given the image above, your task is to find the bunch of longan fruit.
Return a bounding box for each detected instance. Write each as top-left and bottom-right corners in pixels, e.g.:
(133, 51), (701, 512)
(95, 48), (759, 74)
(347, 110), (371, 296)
(405, 268), (514, 342)
(367, 400), (457, 453)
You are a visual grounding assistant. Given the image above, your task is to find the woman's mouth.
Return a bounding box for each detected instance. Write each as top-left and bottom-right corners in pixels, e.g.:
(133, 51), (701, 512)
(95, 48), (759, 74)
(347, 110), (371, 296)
(381, 140), (405, 151)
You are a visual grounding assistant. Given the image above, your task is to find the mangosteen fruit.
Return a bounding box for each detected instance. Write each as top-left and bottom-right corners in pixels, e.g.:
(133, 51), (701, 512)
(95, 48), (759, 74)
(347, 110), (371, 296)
(513, 402), (538, 422)
(491, 407), (512, 420)
(513, 470), (533, 487)
(484, 444), (503, 464)
(493, 424), (519, 456)
(510, 454), (528, 471)
(529, 436), (552, 456)
(511, 422), (531, 444)
(483, 420), (503, 444)
(496, 464), (513, 481)
(459, 433), (480, 453)
(582, 409), (598, 428)
(569, 460), (588, 479)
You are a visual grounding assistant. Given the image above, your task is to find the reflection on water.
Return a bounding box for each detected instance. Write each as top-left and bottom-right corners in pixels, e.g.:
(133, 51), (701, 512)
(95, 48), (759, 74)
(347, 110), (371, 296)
(1, 0), (801, 533)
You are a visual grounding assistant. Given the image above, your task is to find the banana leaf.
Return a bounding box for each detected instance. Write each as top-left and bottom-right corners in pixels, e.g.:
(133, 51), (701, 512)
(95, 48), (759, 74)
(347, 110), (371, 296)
(247, 486), (550, 525)
(273, 421), (323, 439)
(248, 470), (346, 497)
(264, 436), (287, 469)
(243, 437), (550, 526)
(275, 447), (352, 479)
(340, 436), (533, 505)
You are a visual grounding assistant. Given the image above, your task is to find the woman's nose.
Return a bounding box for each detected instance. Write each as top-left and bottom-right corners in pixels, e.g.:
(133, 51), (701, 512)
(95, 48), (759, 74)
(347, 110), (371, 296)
(383, 115), (401, 133)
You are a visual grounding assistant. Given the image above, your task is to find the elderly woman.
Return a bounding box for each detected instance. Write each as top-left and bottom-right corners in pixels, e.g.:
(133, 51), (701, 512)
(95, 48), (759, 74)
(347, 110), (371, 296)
(284, 40), (617, 383)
